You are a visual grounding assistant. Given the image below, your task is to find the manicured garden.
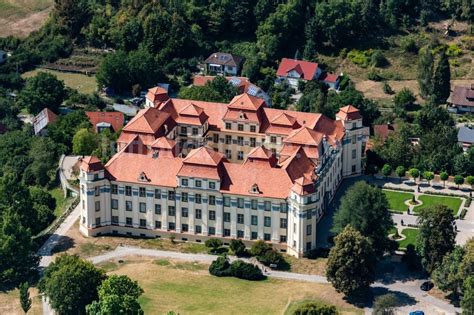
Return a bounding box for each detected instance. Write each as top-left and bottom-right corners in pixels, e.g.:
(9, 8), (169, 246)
(397, 228), (419, 250)
(413, 195), (462, 215)
(382, 190), (414, 212)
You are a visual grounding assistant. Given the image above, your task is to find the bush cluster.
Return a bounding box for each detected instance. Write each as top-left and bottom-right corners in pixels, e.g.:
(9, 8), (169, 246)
(250, 240), (287, 269)
(209, 255), (264, 281)
(291, 301), (338, 315)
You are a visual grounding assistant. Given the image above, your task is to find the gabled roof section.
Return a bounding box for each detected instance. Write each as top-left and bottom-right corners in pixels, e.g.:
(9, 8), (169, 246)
(291, 175), (316, 195)
(80, 156), (103, 172)
(276, 58), (319, 81)
(86, 111), (124, 132)
(337, 105), (362, 121)
(284, 126), (324, 146)
(180, 103), (204, 116)
(123, 107), (170, 134)
(228, 93), (266, 111)
(247, 146), (273, 160)
(151, 137), (176, 149)
(146, 86), (170, 105)
(271, 112), (298, 126)
(204, 52), (244, 67)
(33, 108), (58, 135)
(183, 146), (225, 166)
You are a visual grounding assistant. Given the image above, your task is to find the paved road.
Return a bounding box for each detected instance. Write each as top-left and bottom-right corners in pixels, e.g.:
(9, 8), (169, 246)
(89, 245), (458, 314)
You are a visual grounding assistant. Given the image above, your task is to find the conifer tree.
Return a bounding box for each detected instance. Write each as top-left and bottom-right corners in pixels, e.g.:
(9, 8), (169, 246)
(433, 51), (451, 105)
(417, 47), (434, 99)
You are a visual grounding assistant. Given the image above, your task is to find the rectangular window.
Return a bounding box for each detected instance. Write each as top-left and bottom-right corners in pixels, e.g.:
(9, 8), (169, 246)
(195, 209), (202, 219)
(182, 192), (188, 202)
(251, 215), (258, 226)
(168, 191), (175, 200)
(237, 214), (244, 224)
(280, 218), (287, 229)
(264, 201), (271, 211)
(168, 206), (176, 216)
(237, 136), (243, 145)
(270, 136), (277, 143)
(224, 229), (231, 237)
(225, 122), (231, 130)
(271, 148), (276, 155)
(155, 221), (161, 229)
(195, 225), (202, 234)
(352, 165), (356, 173)
(195, 180), (202, 188)
(208, 227), (216, 235)
(125, 186), (132, 196)
(352, 149), (356, 159)
(209, 195), (216, 205)
(139, 187), (146, 197)
(181, 178), (188, 186)
(111, 199), (118, 209)
(192, 128), (198, 135)
(223, 197), (230, 207)
(209, 210), (216, 221)
(95, 186), (100, 196)
(126, 217), (132, 226)
(251, 199), (258, 210)
(181, 126), (187, 134)
(126, 201), (132, 211)
(352, 135), (356, 144)
(154, 189), (161, 199)
(250, 125), (256, 133)
(224, 212), (231, 222)
(182, 207), (189, 217)
(251, 231), (258, 240)
(237, 198), (244, 208)
(280, 235), (287, 243)
(209, 182), (216, 189)
(280, 203), (287, 213)
(264, 217), (271, 227)
(306, 242), (312, 251)
(306, 224), (312, 236)
(225, 149), (232, 159)
(264, 233), (271, 241)
(237, 151), (244, 160)
(237, 230), (244, 238)
(169, 222), (176, 230)
(250, 137), (256, 147)
(195, 194), (202, 204)
(111, 184), (118, 194)
(112, 216), (118, 224)
(96, 217), (101, 226)
(140, 219), (146, 227)
(139, 202), (146, 213)
(225, 135), (232, 144)
(238, 124), (244, 131)
(182, 224), (189, 232)
(155, 204), (161, 214)
(213, 133), (219, 143)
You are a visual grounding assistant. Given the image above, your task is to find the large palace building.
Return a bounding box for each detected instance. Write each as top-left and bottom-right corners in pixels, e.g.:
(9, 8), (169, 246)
(79, 87), (368, 257)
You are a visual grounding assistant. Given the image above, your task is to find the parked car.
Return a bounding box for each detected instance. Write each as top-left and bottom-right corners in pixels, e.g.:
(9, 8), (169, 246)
(420, 281), (433, 291)
(409, 311), (424, 315)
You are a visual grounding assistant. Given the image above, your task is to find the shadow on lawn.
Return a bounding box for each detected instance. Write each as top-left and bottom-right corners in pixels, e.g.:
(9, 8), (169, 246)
(374, 255), (425, 285)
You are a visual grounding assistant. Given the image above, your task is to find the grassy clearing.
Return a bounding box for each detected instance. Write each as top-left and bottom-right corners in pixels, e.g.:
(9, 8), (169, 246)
(106, 259), (362, 315)
(0, 287), (43, 315)
(398, 229), (419, 249)
(383, 190), (414, 213)
(48, 186), (73, 217)
(413, 195), (463, 215)
(22, 69), (98, 94)
(285, 255), (327, 276)
(0, 0), (52, 18)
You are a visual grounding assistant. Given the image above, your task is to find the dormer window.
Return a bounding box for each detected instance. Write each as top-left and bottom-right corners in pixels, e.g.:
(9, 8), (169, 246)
(249, 184), (260, 194)
(138, 172), (149, 182)
(239, 111), (246, 119)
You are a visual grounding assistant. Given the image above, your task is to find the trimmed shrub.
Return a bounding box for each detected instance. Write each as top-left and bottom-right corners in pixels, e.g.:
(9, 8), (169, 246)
(400, 35), (418, 53)
(230, 260), (264, 281)
(367, 70), (383, 81)
(258, 249), (286, 268)
(230, 239), (247, 257)
(291, 301), (338, 315)
(250, 240), (271, 257)
(371, 50), (388, 67)
(205, 238), (223, 254)
(209, 255), (232, 277)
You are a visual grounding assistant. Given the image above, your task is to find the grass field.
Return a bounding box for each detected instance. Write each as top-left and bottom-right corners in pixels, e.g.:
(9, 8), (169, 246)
(22, 69), (98, 94)
(413, 195), (463, 215)
(0, 0), (53, 37)
(102, 258), (362, 315)
(48, 187), (73, 217)
(383, 190), (414, 213)
(398, 229), (419, 250)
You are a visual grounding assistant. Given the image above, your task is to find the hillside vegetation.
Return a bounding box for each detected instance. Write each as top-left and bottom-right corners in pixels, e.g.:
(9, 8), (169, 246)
(0, 0), (53, 37)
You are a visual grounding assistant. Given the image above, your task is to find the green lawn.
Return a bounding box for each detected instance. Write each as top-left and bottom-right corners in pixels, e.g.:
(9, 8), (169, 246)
(105, 260), (362, 315)
(22, 69), (98, 94)
(49, 187), (73, 217)
(383, 190), (414, 213)
(413, 195), (463, 215)
(398, 229), (419, 249)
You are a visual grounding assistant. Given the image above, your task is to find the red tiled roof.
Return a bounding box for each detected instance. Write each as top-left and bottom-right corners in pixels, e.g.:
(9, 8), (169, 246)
(284, 127), (324, 146)
(450, 86), (474, 107)
(337, 105), (362, 121)
(373, 124), (398, 141)
(276, 58), (319, 81)
(183, 146), (225, 166)
(228, 93), (265, 111)
(123, 107), (171, 134)
(81, 156), (103, 172)
(146, 86), (169, 106)
(86, 111), (124, 132)
(321, 73), (339, 83)
(151, 137), (176, 149)
(175, 104), (209, 125)
(271, 112), (298, 126)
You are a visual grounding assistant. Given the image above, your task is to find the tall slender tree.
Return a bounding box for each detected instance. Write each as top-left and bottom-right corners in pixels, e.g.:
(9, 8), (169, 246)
(19, 282), (32, 314)
(417, 47), (434, 99)
(433, 51), (451, 104)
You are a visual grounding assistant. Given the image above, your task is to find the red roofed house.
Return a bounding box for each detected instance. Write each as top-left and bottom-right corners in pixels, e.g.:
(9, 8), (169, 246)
(86, 111), (125, 133)
(79, 86), (369, 257)
(276, 58), (322, 89)
(33, 108), (58, 136)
